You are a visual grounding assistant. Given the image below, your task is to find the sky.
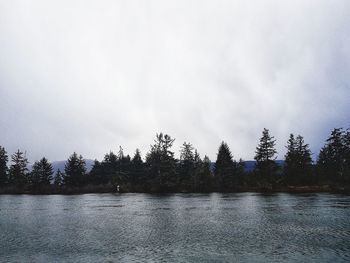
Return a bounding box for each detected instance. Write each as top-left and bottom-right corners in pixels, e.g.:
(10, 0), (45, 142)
(0, 0), (349, 163)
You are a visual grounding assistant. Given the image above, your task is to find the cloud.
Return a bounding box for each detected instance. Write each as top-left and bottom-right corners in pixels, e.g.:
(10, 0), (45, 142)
(0, 0), (349, 162)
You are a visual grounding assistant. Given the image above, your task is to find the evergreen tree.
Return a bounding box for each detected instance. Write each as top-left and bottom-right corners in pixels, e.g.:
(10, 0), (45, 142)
(284, 134), (312, 185)
(54, 169), (63, 187)
(64, 152), (86, 186)
(146, 133), (177, 191)
(233, 158), (245, 186)
(317, 128), (349, 184)
(195, 155), (213, 192)
(9, 150), (29, 187)
(115, 146), (131, 185)
(0, 146), (8, 186)
(343, 129), (350, 183)
(254, 128), (277, 184)
(89, 160), (105, 185)
(31, 161), (41, 187)
(30, 157), (53, 187)
(130, 149), (144, 185)
(191, 149), (202, 191)
(100, 151), (118, 184)
(178, 142), (195, 190)
(214, 141), (235, 191)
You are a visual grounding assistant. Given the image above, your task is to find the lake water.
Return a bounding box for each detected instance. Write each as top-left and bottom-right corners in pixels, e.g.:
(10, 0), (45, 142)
(0, 193), (349, 263)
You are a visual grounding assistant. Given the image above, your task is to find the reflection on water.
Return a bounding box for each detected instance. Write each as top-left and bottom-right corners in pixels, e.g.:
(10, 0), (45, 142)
(0, 193), (350, 263)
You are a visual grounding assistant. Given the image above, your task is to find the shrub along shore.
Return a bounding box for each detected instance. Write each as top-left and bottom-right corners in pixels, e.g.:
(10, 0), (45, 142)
(1, 128), (350, 194)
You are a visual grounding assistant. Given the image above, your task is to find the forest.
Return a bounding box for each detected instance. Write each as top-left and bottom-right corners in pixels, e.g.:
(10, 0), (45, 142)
(0, 127), (349, 194)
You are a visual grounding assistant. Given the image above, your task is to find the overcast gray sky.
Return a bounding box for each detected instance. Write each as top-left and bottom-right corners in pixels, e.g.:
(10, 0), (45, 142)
(0, 0), (349, 163)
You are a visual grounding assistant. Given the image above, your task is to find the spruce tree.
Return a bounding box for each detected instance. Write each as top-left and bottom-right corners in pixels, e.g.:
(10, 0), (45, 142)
(54, 169), (63, 187)
(317, 127), (350, 184)
(343, 129), (350, 183)
(0, 146), (8, 186)
(214, 141), (235, 191)
(9, 150), (29, 187)
(192, 149), (202, 191)
(233, 158), (245, 186)
(101, 151), (118, 184)
(115, 146), (131, 185)
(30, 157), (53, 187)
(179, 142), (195, 190)
(64, 152), (86, 186)
(130, 149), (144, 186)
(146, 133), (177, 191)
(89, 160), (105, 185)
(254, 128), (277, 184)
(195, 155), (213, 192)
(284, 134), (312, 185)
(317, 128), (345, 182)
(31, 161), (41, 187)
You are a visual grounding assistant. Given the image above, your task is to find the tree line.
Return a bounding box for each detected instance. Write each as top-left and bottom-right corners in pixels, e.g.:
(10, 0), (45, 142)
(0, 127), (349, 193)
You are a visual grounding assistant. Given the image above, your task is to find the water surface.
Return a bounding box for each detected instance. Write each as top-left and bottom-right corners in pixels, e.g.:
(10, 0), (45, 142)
(0, 193), (349, 262)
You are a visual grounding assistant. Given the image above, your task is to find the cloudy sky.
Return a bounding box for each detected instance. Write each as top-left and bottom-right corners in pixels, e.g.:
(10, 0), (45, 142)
(0, 0), (349, 163)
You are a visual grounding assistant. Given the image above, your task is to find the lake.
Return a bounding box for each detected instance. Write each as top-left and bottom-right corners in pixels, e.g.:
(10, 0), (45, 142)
(0, 193), (349, 262)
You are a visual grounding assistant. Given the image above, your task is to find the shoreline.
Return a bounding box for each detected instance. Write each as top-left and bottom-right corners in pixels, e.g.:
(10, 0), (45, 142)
(0, 185), (349, 195)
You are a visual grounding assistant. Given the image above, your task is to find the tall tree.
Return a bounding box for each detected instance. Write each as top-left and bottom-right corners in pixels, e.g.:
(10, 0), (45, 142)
(194, 155), (213, 192)
(114, 146), (131, 185)
(317, 128), (349, 184)
(0, 146), (8, 186)
(254, 128), (277, 184)
(214, 141), (235, 191)
(146, 133), (177, 191)
(89, 160), (105, 185)
(284, 134), (312, 185)
(64, 152), (86, 186)
(100, 151), (118, 184)
(30, 157), (53, 187)
(54, 169), (63, 187)
(9, 150), (29, 187)
(178, 142), (195, 190)
(233, 158), (245, 186)
(343, 129), (350, 184)
(130, 149), (144, 186)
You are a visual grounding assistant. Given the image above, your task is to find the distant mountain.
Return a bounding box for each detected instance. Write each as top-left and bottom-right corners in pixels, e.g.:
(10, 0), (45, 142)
(243, 160), (285, 172)
(210, 160), (285, 172)
(29, 159), (95, 173)
(51, 159), (95, 173)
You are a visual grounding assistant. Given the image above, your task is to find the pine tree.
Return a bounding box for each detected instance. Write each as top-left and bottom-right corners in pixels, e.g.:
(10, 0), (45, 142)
(178, 142), (195, 190)
(114, 146), (131, 185)
(233, 158), (245, 186)
(0, 146), (8, 186)
(284, 134), (312, 185)
(343, 129), (350, 184)
(64, 152), (86, 186)
(30, 157), (53, 187)
(317, 128), (350, 184)
(192, 149), (202, 191)
(254, 128), (277, 184)
(195, 155), (213, 192)
(130, 149), (144, 186)
(31, 161), (41, 187)
(89, 160), (105, 185)
(54, 169), (63, 187)
(9, 150), (29, 187)
(146, 133), (177, 191)
(101, 151), (118, 184)
(317, 128), (345, 182)
(214, 141), (235, 191)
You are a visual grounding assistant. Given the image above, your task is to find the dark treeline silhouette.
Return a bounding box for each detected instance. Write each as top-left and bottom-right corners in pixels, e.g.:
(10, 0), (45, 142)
(1, 127), (350, 194)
